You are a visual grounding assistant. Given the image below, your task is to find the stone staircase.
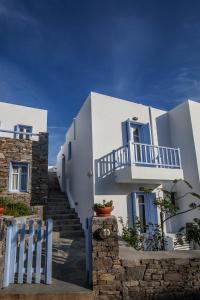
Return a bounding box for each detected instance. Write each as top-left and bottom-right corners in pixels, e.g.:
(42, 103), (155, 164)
(47, 172), (84, 239)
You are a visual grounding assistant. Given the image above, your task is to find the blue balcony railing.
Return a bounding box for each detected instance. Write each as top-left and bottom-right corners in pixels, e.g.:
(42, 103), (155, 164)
(97, 142), (182, 178)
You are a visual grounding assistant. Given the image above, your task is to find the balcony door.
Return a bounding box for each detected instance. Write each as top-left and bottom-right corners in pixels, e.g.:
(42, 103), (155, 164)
(131, 192), (158, 234)
(127, 121), (151, 164)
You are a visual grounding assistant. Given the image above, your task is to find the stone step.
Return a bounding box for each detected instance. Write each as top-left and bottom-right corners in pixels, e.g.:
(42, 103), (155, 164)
(53, 230), (84, 239)
(47, 199), (68, 204)
(47, 204), (71, 210)
(47, 208), (76, 214)
(48, 193), (65, 197)
(53, 224), (82, 231)
(47, 213), (78, 219)
(54, 219), (80, 225)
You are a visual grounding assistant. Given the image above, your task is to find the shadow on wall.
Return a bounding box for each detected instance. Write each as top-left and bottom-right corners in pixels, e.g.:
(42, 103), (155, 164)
(156, 113), (171, 147)
(52, 237), (87, 287)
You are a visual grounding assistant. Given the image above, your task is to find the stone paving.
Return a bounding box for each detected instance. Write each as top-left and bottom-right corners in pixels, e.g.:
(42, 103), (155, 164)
(52, 236), (87, 287)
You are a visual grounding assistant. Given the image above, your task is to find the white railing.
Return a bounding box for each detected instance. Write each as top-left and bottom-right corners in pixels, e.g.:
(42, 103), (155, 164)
(130, 141), (181, 168)
(97, 142), (182, 178)
(0, 128), (39, 141)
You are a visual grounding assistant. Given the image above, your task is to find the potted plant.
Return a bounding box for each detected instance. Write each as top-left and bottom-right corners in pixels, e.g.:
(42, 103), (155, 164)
(0, 197), (5, 216)
(93, 200), (114, 217)
(0, 207), (5, 216)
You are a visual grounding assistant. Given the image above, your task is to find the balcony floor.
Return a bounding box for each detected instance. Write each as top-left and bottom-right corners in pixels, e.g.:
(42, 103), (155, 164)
(114, 164), (184, 184)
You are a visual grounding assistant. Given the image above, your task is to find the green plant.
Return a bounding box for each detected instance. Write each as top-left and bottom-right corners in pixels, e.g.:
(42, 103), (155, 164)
(140, 179), (200, 250)
(0, 197), (33, 217)
(118, 217), (145, 250)
(93, 200), (113, 211)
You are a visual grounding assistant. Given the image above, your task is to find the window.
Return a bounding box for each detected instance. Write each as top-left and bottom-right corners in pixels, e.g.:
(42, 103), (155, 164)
(68, 142), (72, 160)
(10, 162), (29, 192)
(14, 125), (32, 140)
(138, 195), (146, 233)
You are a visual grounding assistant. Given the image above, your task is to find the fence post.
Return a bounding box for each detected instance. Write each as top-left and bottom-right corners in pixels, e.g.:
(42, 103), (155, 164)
(112, 150), (116, 170)
(10, 219), (17, 283)
(45, 218), (53, 284)
(18, 218), (26, 284)
(3, 223), (12, 288)
(35, 219), (43, 284)
(27, 219), (35, 283)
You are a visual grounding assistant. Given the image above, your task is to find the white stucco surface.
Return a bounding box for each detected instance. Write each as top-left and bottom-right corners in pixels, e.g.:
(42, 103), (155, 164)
(57, 95), (94, 229)
(57, 92), (200, 235)
(0, 101), (47, 138)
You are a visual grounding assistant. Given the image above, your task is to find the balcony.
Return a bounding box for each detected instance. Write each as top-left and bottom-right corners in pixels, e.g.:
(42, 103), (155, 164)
(0, 128), (40, 141)
(97, 141), (184, 184)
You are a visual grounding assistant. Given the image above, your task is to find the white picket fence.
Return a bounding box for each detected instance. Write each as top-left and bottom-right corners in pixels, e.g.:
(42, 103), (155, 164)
(3, 218), (53, 287)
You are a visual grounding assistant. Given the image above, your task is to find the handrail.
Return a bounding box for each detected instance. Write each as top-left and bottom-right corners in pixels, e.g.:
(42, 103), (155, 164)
(131, 141), (180, 151)
(97, 142), (182, 178)
(66, 179), (75, 209)
(0, 128), (39, 136)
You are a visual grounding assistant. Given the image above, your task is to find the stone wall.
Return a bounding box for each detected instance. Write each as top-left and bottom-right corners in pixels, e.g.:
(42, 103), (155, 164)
(0, 133), (48, 206)
(91, 216), (200, 300)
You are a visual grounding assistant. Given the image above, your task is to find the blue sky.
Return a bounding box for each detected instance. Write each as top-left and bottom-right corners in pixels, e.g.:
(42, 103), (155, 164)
(1, 0), (200, 165)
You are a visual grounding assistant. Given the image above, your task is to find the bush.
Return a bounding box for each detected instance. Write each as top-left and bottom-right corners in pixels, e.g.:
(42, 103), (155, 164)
(118, 217), (145, 250)
(0, 197), (33, 217)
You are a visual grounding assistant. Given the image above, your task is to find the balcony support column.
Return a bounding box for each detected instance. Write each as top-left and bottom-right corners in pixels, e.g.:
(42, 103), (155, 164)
(128, 140), (135, 166)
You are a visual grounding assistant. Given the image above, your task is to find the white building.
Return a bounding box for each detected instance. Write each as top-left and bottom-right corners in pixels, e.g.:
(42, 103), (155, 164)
(57, 92), (200, 240)
(0, 101), (47, 139)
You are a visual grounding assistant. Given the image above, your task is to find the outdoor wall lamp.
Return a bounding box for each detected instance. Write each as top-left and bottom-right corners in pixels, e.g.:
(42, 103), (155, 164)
(132, 117), (138, 121)
(87, 170), (93, 178)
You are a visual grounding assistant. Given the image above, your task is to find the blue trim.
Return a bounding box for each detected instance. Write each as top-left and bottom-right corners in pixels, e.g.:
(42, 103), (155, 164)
(9, 162), (29, 192)
(126, 119), (143, 142)
(131, 192), (158, 230)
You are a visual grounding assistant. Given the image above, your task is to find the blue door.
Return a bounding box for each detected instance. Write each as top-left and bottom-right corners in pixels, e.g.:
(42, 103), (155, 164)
(126, 121), (152, 164)
(131, 192), (158, 234)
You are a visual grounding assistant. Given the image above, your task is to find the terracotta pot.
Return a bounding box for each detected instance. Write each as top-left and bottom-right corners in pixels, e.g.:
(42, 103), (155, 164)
(95, 206), (113, 217)
(0, 208), (5, 216)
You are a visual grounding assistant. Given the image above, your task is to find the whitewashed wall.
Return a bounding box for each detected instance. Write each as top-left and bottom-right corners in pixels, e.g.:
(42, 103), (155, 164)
(168, 100), (200, 232)
(0, 102), (47, 139)
(57, 92), (200, 234)
(57, 95), (94, 229)
(90, 92), (170, 231)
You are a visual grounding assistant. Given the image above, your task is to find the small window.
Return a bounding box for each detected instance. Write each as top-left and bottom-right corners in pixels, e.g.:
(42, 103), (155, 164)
(14, 125), (32, 140)
(10, 162), (29, 192)
(68, 142), (72, 160)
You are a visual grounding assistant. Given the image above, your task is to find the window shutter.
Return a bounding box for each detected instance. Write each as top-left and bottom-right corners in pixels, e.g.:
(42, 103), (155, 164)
(144, 193), (158, 234)
(140, 123), (151, 144)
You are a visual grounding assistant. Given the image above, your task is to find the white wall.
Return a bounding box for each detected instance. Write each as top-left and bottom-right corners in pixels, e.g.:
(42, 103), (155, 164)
(0, 102), (47, 139)
(57, 95), (94, 229)
(90, 92), (169, 230)
(58, 92), (200, 235)
(168, 100), (200, 232)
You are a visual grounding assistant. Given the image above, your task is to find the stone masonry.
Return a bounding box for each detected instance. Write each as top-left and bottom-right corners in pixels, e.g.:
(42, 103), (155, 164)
(92, 216), (200, 300)
(0, 133), (48, 206)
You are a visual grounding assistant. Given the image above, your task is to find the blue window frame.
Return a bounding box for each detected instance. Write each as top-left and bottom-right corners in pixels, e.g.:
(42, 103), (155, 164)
(126, 119), (151, 144)
(68, 142), (72, 160)
(14, 125), (33, 140)
(9, 162), (29, 192)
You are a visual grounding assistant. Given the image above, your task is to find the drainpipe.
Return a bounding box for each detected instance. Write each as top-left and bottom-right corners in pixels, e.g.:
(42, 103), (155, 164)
(148, 106), (154, 146)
